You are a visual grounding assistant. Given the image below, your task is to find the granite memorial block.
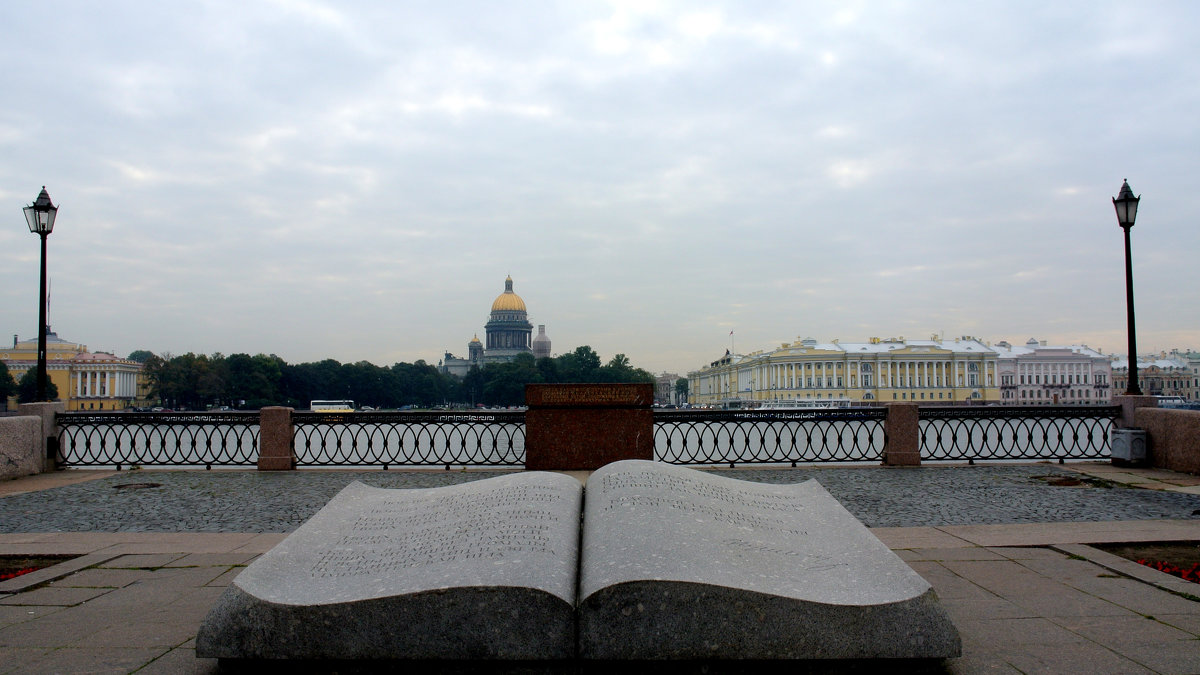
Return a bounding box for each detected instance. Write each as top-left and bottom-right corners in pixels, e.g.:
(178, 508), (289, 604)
(198, 461), (960, 664)
(577, 461), (961, 660)
(196, 472), (582, 660)
(525, 383), (654, 470)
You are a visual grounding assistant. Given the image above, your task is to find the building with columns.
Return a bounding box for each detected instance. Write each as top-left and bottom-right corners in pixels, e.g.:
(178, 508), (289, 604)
(688, 336), (1000, 407)
(3, 329), (148, 410)
(441, 276), (552, 378)
(992, 339), (1112, 405)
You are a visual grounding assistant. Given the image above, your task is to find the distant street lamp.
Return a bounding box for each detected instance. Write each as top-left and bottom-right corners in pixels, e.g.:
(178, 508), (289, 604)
(23, 187), (58, 402)
(1112, 179), (1141, 396)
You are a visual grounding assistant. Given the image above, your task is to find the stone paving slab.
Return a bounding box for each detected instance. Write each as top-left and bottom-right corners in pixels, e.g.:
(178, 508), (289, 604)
(0, 551), (121, 594)
(942, 519), (1200, 547)
(1054, 543), (1200, 600)
(0, 530), (1195, 674)
(1, 464), (1198, 673)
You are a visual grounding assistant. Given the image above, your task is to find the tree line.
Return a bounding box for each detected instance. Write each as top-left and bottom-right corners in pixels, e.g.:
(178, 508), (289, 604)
(134, 346), (654, 410)
(2, 362), (60, 406)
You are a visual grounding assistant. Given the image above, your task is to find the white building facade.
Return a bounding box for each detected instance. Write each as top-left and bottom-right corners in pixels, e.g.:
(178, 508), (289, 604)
(993, 339), (1112, 406)
(688, 336), (1000, 407)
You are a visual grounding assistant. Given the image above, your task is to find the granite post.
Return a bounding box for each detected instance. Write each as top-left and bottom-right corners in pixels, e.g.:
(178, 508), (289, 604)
(0, 416), (42, 480)
(17, 401), (65, 473)
(257, 406), (295, 471)
(1112, 394), (1158, 429)
(1134, 407), (1200, 474)
(525, 383), (653, 471)
(883, 402), (921, 466)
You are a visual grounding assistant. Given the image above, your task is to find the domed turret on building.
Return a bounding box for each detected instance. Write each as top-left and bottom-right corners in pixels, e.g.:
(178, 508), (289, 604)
(485, 276), (533, 357)
(468, 335), (483, 362)
(490, 276), (527, 313)
(440, 276), (552, 378)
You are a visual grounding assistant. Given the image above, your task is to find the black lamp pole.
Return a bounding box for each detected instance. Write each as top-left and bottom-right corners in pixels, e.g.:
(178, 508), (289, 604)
(1112, 179), (1141, 396)
(23, 187), (58, 402)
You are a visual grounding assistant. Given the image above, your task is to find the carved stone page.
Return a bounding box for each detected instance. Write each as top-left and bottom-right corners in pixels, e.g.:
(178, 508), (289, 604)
(198, 472), (581, 661)
(578, 460), (960, 660)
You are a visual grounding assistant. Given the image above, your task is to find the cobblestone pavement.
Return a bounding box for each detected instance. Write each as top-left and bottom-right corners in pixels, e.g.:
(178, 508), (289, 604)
(2, 464), (1199, 533)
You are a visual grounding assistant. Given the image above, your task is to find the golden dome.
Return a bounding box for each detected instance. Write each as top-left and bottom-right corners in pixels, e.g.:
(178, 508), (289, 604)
(490, 275), (527, 313)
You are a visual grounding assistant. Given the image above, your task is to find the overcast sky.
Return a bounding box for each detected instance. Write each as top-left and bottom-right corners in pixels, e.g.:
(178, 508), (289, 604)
(1, 1), (1197, 376)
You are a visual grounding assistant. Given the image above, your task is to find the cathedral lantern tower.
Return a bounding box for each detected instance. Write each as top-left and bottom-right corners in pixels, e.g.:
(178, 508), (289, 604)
(484, 276), (533, 358)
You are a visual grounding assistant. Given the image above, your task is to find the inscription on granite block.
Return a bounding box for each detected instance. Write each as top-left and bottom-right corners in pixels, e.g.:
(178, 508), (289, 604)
(525, 383), (654, 471)
(196, 472), (582, 661)
(577, 460), (962, 660)
(526, 383), (654, 407)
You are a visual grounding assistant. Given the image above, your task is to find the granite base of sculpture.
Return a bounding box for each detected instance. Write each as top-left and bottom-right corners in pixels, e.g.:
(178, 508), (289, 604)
(197, 461), (960, 665)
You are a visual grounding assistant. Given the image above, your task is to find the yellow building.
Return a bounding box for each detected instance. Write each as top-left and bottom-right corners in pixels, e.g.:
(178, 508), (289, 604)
(2, 329), (148, 411)
(688, 336), (1000, 407)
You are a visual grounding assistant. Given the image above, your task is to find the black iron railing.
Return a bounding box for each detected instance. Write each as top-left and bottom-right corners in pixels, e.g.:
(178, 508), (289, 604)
(918, 405), (1120, 462)
(56, 411), (260, 468)
(52, 405), (1121, 468)
(653, 408), (888, 466)
(292, 411), (526, 468)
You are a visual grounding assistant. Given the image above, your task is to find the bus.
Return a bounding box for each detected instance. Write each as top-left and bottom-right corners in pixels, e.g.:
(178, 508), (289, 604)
(310, 400), (356, 412)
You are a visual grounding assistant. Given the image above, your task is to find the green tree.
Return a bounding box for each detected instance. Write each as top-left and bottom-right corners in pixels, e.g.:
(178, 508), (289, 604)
(535, 356), (560, 384)
(17, 368), (58, 403)
(482, 353), (542, 406)
(0, 362), (16, 408)
(462, 366), (485, 406)
(675, 378), (689, 403)
(127, 350), (155, 363)
(557, 345), (601, 382)
(143, 352), (222, 409)
(597, 353), (632, 382)
(225, 353), (284, 408)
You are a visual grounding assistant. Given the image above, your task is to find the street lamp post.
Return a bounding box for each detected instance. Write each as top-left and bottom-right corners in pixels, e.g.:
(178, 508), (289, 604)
(1112, 179), (1141, 396)
(23, 187), (58, 402)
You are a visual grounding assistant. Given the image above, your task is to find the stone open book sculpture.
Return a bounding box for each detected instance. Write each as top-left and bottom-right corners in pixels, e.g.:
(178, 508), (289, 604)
(197, 460), (960, 662)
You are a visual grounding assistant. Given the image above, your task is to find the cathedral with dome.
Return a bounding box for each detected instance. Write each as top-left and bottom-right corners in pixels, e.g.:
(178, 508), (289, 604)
(440, 276), (552, 377)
